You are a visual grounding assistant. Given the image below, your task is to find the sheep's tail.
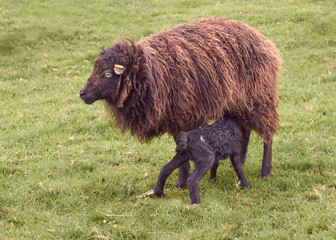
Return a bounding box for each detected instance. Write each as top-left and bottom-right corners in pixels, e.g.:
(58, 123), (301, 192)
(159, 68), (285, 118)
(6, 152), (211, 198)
(176, 131), (188, 152)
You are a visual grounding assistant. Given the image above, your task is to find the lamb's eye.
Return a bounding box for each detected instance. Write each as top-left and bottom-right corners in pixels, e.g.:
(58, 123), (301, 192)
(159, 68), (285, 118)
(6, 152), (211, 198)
(104, 72), (112, 78)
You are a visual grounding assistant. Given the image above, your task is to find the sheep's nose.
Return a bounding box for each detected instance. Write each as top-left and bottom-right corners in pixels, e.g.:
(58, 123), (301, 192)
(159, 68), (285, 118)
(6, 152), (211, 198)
(80, 89), (86, 97)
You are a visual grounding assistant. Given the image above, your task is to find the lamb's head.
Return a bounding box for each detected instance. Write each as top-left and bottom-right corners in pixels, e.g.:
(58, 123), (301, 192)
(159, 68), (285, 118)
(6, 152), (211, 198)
(80, 41), (138, 108)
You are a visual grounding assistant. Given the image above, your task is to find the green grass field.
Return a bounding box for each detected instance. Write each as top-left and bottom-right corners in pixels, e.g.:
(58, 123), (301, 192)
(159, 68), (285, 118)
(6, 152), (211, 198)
(1, 0), (335, 239)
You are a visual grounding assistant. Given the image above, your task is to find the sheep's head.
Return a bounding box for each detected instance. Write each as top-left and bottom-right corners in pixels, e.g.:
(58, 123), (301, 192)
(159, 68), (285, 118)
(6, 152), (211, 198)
(80, 41), (137, 108)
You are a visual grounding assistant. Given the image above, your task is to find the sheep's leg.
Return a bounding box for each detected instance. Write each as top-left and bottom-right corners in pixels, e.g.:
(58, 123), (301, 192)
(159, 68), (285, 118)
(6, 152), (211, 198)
(247, 101), (278, 177)
(241, 128), (251, 165)
(261, 140), (272, 177)
(230, 154), (251, 188)
(154, 154), (188, 197)
(176, 160), (190, 189)
(209, 159), (219, 181)
(187, 163), (211, 205)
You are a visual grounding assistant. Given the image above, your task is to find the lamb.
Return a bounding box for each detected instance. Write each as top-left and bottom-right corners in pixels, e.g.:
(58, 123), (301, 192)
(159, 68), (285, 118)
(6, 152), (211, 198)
(80, 17), (281, 188)
(154, 116), (251, 205)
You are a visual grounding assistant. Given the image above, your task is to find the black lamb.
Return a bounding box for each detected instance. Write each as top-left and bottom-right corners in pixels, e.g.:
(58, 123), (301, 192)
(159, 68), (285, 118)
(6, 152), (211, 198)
(154, 116), (251, 205)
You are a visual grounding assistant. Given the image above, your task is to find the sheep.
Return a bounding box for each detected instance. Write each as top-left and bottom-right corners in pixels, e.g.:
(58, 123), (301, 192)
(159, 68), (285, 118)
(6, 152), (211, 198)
(80, 17), (281, 188)
(154, 116), (251, 205)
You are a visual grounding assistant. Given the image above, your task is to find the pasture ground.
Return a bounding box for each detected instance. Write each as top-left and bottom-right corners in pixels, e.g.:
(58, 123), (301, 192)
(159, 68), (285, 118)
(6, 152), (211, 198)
(1, 0), (335, 239)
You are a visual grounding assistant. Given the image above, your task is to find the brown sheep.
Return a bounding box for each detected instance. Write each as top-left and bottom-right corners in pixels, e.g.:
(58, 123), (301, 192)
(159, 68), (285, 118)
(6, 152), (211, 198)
(80, 17), (281, 188)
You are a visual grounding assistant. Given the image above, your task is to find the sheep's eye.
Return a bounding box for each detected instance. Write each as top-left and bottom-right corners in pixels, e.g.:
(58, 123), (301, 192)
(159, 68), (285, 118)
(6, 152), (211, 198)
(104, 72), (112, 78)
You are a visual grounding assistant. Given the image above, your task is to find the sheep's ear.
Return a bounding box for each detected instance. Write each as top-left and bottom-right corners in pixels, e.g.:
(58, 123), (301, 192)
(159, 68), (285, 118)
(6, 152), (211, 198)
(116, 76), (132, 108)
(114, 64), (126, 75)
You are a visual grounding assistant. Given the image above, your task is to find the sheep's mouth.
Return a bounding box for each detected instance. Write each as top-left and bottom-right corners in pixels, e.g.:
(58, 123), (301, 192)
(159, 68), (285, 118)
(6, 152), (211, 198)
(81, 97), (96, 104)
(80, 90), (98, 104)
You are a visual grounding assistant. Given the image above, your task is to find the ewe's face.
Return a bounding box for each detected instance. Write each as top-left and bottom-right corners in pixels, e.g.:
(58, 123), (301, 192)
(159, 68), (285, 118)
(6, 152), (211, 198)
(80, 56), (126, 105)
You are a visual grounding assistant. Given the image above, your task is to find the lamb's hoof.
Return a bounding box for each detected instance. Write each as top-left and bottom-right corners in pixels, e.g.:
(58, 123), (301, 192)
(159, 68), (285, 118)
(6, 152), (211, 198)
(208, 176), (217, 182)
(175, 181), (187, 189)
(260, 165), (272, 178)
(260, 169), (271, 178)
(241, 183), (252, 189)
(154, 188), (164, 197)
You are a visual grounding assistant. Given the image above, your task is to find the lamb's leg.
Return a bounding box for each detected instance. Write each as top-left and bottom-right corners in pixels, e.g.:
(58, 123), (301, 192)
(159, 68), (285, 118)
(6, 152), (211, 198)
(187, 164), (211, 205)
(230, 154), (251, 188)
(154, 154), (188, 196)
(173, 135), (190, 189)
(209, 159), (219, 181)
(261, 140), (272, 177)
(176, 162), (190, 189)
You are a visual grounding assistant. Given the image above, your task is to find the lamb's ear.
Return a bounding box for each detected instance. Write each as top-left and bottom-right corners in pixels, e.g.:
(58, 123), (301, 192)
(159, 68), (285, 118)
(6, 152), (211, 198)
(114, 64), (126, 75)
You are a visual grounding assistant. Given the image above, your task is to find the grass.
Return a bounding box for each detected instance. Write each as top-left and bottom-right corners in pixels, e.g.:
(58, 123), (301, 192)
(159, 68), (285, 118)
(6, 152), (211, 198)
(1, 0), (336, 239)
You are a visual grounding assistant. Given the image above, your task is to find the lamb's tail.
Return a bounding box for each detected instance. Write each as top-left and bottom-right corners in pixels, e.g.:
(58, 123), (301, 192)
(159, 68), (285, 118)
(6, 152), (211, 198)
(176, 131), (188, 153)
